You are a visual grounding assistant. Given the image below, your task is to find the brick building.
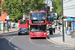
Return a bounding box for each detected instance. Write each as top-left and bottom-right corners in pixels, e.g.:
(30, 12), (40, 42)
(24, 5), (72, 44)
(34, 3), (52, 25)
(0, 0), (7, 21)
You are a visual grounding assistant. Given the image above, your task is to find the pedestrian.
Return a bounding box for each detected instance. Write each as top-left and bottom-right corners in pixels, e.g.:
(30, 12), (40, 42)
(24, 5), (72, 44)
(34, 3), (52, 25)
(49, 25), (53, 35)
(68, 26), (70, 30)
(57, 25), (61, 34)
(52, 23), (55, 33)
(58, 25), (61, 34)
(66, 26), (71, 35)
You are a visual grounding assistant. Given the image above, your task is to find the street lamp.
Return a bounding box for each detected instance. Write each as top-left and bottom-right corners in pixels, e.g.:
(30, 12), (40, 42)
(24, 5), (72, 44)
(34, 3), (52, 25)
(7, 0), (9, 32)
(62, 0), (65, 42)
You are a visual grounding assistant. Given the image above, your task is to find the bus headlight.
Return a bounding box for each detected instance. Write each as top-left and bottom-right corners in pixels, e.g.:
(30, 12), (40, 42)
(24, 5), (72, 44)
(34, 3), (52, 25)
(44, 33), (46, 35)
(33, 17), (37, 20)
(30, 33), (31, 34)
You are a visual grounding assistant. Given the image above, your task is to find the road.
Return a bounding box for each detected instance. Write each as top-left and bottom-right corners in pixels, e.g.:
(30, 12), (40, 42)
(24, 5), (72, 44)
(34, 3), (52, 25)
(0, 32), (75, 50)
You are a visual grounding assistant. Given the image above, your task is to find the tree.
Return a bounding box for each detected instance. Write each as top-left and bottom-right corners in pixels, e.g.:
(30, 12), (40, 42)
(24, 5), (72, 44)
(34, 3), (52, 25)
(52, 0), (62, 19)
(1, 0), (45, 22)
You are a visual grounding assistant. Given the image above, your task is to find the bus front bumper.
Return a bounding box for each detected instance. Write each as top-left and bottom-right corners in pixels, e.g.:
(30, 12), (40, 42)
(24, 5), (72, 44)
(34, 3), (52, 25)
(30, 32), (47, 38)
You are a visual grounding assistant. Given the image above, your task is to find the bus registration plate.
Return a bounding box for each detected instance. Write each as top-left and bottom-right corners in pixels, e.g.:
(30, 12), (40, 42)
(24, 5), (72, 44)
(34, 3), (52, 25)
(37, 36), (40, 37)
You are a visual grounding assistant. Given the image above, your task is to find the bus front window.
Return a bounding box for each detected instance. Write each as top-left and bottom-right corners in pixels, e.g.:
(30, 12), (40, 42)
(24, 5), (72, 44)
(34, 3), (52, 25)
(30, 25), (46, 32)
(31, 13), (46, 20)
(20, 20), (26, 24)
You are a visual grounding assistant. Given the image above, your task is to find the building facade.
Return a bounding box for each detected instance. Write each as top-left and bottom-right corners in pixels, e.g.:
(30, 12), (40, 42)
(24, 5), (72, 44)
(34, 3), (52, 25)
(63, 0), (75, 31)
(0, 0), (7, 21)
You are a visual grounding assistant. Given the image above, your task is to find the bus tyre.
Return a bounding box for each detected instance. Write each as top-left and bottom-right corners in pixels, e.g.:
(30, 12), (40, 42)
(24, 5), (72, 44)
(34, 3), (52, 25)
(25, 32), (29, 35)
(27, 31), (29, 35)
(44, 37), (46, 39)
(30, 37), (33, 39)
(18, 33), (21, 35)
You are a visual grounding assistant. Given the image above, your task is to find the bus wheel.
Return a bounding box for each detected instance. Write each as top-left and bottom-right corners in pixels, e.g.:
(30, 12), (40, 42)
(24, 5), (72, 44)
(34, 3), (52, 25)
(18, 33), (21, 35)
(30, 37), (33, 39)
(26, 32), (29, 35)
(44, 37), (46, 39)
(27, 31), (29, 35)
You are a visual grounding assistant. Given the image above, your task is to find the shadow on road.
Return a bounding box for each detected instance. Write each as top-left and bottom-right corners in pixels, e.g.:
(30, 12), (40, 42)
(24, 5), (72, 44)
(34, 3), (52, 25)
(0, 38), (22, 50)
(0, 33), (18, 37)
(31, 37), (46, 39)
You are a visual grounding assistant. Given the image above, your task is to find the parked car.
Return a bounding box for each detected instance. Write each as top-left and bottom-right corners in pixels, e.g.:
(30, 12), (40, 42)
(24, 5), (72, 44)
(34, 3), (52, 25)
(18, 27), (29, 35)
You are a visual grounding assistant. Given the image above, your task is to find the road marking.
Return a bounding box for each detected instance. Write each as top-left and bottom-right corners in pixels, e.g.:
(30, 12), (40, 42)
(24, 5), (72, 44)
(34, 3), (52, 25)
(29, 37), (75, 49)
(8, 36), (18, 50)
(29, 37), (48, 48)
(29, 37), (39, 46)
(29, 37), (63, 49)
(14, 47), (18, 50)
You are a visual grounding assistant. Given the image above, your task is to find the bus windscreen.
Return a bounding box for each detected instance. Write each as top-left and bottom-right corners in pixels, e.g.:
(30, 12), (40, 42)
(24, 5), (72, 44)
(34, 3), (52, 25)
(20, 20), (26, 24)
(30, 25), (46, 32)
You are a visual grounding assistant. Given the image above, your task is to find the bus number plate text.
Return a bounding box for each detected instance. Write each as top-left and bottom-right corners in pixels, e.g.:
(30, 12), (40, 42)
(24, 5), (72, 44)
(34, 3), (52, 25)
(37, 36), (40, 37)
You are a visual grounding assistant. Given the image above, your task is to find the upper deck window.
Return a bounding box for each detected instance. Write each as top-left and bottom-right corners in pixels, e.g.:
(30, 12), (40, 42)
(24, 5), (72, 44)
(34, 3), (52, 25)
(31, 13), (46, 20)
(20, 20), (26, 24)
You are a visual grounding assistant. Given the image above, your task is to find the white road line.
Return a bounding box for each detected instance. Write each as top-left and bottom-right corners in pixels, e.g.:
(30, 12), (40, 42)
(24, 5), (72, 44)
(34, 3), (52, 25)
(14, 47), (18, 50)
(8, 36), (18, 50)
(29, 37), (38, 46)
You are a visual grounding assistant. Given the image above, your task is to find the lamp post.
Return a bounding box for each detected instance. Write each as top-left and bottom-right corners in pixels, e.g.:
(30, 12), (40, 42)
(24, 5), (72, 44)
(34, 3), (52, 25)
(7, 0), (9, 32)
(62, 0), (65, 42)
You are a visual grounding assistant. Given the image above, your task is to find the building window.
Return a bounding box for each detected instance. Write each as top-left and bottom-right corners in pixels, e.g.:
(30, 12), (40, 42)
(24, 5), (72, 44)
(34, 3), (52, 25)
(0, 1), (1, 7)
(0, 10), (1, 16)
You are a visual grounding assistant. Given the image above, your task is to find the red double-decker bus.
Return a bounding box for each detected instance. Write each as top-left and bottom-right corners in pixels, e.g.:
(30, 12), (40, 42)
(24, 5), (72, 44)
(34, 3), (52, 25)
(29, 11), (47, 38)
(18, 19), (29, 30)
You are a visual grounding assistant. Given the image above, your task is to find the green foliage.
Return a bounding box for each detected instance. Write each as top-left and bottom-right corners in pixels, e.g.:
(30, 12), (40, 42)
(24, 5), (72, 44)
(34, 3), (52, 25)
(52, 0), (62, 18)
(59, 15), (66, 20)
(1, 0), (45, 22)
(30, 0), (45, 11)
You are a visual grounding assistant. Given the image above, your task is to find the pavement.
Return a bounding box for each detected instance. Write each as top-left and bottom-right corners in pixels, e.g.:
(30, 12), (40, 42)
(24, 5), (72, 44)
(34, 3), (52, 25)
(0, 28), (18, 34)
(47, 29), (75, 48)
